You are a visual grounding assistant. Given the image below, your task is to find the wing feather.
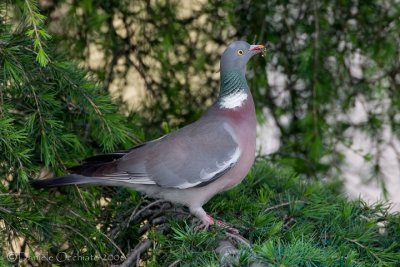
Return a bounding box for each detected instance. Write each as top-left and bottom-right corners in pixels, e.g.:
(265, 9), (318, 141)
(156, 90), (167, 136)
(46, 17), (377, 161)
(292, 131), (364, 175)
(116, 118), (240, 189)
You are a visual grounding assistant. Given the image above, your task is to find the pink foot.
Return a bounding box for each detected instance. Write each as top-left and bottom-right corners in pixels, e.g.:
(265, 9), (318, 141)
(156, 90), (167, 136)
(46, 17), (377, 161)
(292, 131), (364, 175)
(194, 214), (214, 231)
(196, 214), (239, 234)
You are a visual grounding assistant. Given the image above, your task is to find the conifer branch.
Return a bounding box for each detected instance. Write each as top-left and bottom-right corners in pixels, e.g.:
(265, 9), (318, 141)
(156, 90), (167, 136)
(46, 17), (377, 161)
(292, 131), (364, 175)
(23, 0), (50, 66)
(344, 237), (381, 263)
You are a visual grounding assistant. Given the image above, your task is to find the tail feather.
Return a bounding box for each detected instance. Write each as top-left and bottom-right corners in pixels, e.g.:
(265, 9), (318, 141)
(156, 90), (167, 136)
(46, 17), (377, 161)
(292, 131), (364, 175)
(31, 174), (93, 188)
(32, 144), (150, 189)
(68, 161), (118, 177)
(78, 143), (145, 164)
(75, 153), (126, 164)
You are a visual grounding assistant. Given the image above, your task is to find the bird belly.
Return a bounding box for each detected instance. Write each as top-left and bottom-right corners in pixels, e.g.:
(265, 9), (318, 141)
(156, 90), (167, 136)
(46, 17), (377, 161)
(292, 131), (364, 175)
(218, 137), (256, 191)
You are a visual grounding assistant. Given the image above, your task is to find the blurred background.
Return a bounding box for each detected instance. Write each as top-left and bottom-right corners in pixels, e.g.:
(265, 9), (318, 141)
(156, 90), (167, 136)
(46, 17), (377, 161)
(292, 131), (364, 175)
(35, 0), (400, 210)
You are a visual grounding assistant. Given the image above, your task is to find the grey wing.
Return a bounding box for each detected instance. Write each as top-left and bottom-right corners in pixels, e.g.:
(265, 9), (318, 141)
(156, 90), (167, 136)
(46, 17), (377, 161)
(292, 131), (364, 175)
(116, 120), (240, 189)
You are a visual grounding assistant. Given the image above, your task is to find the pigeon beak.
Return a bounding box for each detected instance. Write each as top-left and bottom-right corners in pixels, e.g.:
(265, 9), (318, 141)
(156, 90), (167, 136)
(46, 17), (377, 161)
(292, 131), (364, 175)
(249, 44), (265, 54)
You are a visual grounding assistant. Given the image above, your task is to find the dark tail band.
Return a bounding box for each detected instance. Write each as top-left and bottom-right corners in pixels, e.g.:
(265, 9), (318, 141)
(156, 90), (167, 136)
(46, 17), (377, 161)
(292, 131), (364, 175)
(31, 174), (90, 188)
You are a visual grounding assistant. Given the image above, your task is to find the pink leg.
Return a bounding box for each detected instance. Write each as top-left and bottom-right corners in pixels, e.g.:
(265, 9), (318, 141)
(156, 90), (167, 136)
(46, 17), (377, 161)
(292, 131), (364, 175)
(190, 207), (239, 233)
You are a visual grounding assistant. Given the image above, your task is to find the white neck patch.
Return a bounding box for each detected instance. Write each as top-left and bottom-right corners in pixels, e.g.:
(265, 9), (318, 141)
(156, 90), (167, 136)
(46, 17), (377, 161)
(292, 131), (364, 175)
(219, 91), (248, 109)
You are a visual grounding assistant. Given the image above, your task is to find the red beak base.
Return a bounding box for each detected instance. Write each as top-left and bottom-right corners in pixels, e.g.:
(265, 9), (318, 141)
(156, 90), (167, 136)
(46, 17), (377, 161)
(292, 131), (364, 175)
(249, 44), (265, 53)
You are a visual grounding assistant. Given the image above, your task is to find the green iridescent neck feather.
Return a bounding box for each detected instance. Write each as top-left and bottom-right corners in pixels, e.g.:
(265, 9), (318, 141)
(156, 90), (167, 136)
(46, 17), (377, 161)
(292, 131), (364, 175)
(218, 70), (249, 101)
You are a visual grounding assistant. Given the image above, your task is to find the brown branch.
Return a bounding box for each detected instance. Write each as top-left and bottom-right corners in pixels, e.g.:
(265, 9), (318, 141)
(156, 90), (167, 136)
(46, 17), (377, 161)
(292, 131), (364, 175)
(128, 199), (166, 224)
(0, 206), (12, 214)
(119, 239), (152, 267)
(126, 199), (145, 227)
(112, 199), (168, 239)
(344, 237), (381, 263)
(225, 232), (252, 249)
(312, 0), (320, 137)
(264, 200), (306, 213)
(167, 260), (181, 267)
(216, 232), (269, 267)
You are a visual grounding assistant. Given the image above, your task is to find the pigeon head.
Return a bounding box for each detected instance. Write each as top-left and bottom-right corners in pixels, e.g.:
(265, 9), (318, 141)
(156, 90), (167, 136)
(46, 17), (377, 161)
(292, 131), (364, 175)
(220, 41), (264, 73)
(217, 41), (264, 109)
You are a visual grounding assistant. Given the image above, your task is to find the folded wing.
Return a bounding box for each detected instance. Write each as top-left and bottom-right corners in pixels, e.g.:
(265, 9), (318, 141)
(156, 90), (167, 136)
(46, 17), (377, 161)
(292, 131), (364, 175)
(116, 119), (240, 189)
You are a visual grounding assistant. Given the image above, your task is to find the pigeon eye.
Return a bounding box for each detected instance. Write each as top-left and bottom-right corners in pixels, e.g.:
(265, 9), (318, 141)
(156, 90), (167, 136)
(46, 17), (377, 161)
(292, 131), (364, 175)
(237, 49), (244, 56)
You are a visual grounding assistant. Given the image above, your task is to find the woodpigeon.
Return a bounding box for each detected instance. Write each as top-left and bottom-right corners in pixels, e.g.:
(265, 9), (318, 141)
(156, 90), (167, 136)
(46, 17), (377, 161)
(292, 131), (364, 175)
(32, 41), (265, 229)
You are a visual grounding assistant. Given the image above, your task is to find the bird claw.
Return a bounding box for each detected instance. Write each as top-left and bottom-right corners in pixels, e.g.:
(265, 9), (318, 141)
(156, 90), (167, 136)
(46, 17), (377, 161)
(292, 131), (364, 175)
(194, 223), (210, 231)
(195, 214), (239, 234)
(194, 214), (214, 231)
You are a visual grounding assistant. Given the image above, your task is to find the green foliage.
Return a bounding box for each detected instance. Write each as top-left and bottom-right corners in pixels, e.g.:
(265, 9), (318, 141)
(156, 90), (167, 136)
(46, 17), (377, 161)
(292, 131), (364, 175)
(0, 3), (137, 265)
(14, 0), (51, 66)
(0, 9), (135, 180)
(150, 161), (400, 266)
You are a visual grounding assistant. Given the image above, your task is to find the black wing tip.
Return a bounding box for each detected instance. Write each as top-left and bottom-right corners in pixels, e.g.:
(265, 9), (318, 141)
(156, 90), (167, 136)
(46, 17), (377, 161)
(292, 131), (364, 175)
(31, 175), (86, 188)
